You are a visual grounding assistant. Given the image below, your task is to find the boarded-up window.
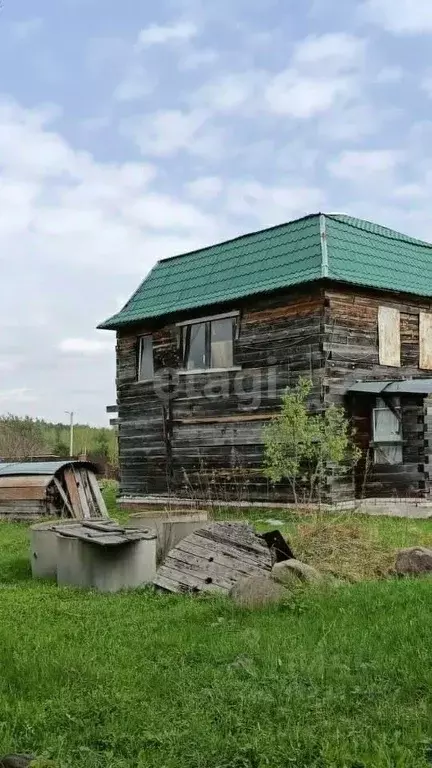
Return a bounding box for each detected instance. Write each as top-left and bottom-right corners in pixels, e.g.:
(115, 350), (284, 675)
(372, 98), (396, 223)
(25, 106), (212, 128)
(378, 306), (400, 367)
(419, 312), (432, 370)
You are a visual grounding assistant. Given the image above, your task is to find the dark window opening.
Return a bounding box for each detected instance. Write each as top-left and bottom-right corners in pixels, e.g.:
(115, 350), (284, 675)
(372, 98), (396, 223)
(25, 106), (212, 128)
(180, 315), (238, 371)
(138, 335), (154, 380)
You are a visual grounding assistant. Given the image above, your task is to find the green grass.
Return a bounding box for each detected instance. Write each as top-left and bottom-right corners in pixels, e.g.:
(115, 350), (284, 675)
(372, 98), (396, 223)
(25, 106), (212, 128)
(1, 518), (432, 767)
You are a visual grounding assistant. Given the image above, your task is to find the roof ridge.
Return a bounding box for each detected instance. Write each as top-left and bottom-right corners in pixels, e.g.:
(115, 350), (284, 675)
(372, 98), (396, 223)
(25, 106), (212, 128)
(326, 213), (432, 250)
(320, 214), (329, 277)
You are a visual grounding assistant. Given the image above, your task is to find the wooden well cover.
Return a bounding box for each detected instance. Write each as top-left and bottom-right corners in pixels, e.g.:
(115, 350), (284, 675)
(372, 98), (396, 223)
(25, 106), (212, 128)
(154, 521), (272, 594)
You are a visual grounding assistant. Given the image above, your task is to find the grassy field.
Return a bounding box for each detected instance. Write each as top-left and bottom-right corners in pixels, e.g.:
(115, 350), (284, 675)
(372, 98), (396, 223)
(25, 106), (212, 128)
(1, 512), (432, 767)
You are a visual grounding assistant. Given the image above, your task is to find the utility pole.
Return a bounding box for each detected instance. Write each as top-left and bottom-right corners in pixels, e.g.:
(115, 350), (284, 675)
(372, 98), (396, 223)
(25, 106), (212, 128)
(65, 411), (74, 458)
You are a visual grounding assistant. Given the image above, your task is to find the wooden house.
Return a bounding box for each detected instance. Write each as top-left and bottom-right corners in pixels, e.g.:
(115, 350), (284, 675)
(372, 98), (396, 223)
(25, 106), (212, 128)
(99, 213), (432, 505)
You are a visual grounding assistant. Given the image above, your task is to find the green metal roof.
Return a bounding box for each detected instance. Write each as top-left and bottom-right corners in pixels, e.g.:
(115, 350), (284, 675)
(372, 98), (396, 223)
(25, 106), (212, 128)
(99, 212), (432, 329)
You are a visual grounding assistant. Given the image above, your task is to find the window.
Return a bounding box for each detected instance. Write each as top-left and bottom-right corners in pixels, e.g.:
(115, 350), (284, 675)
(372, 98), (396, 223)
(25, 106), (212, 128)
(372, 398), (402, 464)
(378, 306), (400, 367)
(138, 335), (154, 380)
(420, 312), (432, 370)
(179, 313), (238, 371)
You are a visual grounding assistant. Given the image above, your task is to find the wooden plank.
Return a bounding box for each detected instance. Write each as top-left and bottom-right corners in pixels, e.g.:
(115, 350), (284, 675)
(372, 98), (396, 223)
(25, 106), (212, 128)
(0, 476), (51, 489)
(160, 553), (239, 592)
(154, 522), (272, 594)
(420, 312), (432, 370)
(154, 566), (222, 594)
(176, 537), (273, 575)
(53, 477), (74, 517)
(63, 469), (82, 519)
(79, 470), (98, 518)
(87, 471), (109, 518)
(378, 306), (400, 367)
(0, 487), (47, 501)
(74, 468), (91, 519)
(175, 413), (279, 425)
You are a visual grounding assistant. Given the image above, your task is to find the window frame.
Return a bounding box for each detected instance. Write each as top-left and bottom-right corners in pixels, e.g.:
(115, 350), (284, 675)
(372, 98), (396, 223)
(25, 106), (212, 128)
(371, 397), (403, 465)
(137, 334), (155, 382)
(176, 311), (240, 373)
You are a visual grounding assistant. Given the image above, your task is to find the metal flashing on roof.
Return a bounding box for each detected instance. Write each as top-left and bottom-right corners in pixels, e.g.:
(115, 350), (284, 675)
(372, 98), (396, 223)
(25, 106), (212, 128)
(348, 379), (432, 395)
(319, 213), (328, 278)
(0, 460), (97, 477)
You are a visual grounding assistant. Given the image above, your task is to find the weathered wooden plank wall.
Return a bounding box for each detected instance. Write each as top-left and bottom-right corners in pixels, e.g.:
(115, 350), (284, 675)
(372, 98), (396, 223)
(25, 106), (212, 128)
(115, 281), (432, 503)
(324, 286), (432, 499)
(116, 287), (326, 501)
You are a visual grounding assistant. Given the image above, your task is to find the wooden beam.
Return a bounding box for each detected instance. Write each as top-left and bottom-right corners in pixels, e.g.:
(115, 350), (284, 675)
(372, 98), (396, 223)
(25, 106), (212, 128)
(63, 469), (82, 518)
(53, 477), (74, 518)
(174, 412), (279, 425)
(87, 471), (109, 518)
(74, 468), (91, 519)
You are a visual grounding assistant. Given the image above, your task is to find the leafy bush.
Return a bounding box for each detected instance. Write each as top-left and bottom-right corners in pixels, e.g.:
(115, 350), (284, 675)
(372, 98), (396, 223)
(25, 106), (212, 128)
(263, 378), (360, 503)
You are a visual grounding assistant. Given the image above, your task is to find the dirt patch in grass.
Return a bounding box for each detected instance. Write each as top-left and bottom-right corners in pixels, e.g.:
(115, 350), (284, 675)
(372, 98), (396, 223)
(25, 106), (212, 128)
(290, 519), (396, 581)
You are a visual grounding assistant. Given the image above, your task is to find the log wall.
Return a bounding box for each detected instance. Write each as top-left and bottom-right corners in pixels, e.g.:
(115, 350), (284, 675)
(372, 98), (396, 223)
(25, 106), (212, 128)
(116, 287), (326, 501)
(115, 281), (432, 503)
(324, 286), (432, 499)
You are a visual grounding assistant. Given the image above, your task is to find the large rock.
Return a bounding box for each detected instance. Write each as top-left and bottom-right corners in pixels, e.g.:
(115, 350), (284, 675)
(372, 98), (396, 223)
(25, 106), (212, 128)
(230, 575), (288, 608)
(395, 547), (432, 575)
(271, 559), (322, 587)
(0, 757), (36, 768)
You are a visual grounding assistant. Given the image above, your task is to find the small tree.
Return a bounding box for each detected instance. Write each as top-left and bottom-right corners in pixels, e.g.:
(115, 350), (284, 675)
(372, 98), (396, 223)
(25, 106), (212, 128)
(263, 378), (360, 504)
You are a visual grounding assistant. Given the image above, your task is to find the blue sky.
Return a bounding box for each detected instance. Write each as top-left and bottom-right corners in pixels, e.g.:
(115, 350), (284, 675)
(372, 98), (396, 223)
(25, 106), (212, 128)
(0, 0), (431, 424)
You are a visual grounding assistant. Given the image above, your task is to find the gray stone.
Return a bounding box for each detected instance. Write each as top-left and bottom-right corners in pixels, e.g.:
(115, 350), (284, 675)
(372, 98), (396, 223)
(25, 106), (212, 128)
(271, 559), (322, 587)
(395, 546), (432, 575)
(0, 756), (36, 768)
(230, 575), (288, 608)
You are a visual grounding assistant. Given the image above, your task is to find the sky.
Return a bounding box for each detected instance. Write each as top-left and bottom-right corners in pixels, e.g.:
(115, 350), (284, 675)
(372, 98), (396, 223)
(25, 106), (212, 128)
(0, 0), (432, 425)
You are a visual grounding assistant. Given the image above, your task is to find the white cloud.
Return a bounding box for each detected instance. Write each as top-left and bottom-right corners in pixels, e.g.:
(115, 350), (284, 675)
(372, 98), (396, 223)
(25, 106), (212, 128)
(362, 0), (432, 33)
(179, 48), (218, 71)
(193, 72), (264, 112)
(0, 388), (37, 404)
(137, 21), (198, 47)
(59, 338), (113, 355)
(122, 108), (221, 158)
(265, 32), (365, 119)
(393, 183), (427, 199)
(9, 17), (43, 41)
(421, 72), (432, 97)
(328, 149), (402, 181)
(0, 98), (224, 282)
(375, 66), (404, 84)
(186, 176), (223, 200)
(113, 65), (156, 102)
(265, 72), (354, 118)
(292, 33), (366, 71)
(225, 181), (325, 226)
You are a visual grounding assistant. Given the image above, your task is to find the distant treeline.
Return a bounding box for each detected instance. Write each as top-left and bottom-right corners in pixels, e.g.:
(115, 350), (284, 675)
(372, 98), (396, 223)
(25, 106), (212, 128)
(0, 414), (118, 468)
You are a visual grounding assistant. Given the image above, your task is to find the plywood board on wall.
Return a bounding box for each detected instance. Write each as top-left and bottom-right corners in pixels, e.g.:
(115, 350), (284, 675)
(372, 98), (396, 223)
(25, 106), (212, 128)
(420, 312), (432, 370)
(378, 306), (400, 367)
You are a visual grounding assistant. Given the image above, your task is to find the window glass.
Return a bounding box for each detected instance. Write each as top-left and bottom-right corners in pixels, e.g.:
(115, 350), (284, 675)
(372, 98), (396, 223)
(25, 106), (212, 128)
(211, 318), (234, 368)
(180, 315), (237, 370)
(138, 335), (154, 380)
(373, 398), (402, 464)
(185, 322), (207, 369)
